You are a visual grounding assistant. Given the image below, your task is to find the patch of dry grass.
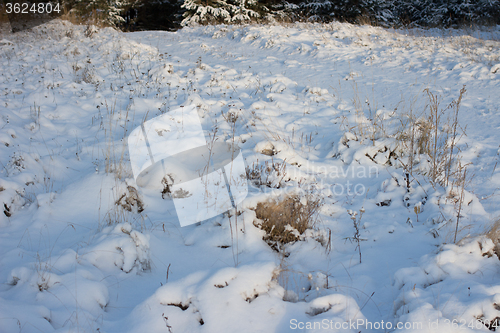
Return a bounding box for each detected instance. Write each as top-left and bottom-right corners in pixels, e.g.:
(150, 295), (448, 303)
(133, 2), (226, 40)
(254, 193), (321, 252)
(486, 219), (500, 257)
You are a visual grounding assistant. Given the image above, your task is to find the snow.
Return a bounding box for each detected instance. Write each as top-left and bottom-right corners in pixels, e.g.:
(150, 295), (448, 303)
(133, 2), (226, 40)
(1, 19), (500, 332)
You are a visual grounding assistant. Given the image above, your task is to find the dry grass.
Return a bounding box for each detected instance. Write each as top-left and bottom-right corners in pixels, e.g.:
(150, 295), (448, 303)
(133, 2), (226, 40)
(254, 193), (321, 252)
(245, 160), (288, 189)
(486, 219), (500, 257)
(115, 185), (144, 213)
(394, 86), (467, 188)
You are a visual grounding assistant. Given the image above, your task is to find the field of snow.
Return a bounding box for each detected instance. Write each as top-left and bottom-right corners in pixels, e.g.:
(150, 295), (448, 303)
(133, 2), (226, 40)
(1, 19), (500, 332)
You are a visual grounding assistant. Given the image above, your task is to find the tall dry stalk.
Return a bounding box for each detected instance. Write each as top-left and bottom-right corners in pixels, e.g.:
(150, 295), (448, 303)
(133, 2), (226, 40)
(425, 88), (443, 184)
(454, 166), (467, 243)
(446, 86), (466, 187)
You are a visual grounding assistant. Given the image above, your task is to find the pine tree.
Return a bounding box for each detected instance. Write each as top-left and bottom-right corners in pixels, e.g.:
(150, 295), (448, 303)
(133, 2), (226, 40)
(373, 0), (397, 26)
(181, 0), (231, 25)
(230, 0), (261, 23)
(124, 0), (185, 31)
(476, 0), (500, 25)
(299, 0), (333, 22)
(71, 0), (130, 27)
(181, 0), (261, 25)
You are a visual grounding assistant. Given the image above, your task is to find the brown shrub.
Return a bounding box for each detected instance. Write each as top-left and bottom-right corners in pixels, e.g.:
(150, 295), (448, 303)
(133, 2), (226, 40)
(254, 194), (321, 252)
(486, 219), (500, 257)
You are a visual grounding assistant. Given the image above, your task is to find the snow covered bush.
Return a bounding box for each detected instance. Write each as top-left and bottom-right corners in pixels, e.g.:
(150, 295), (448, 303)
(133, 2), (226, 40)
(181, 0), (262, 25)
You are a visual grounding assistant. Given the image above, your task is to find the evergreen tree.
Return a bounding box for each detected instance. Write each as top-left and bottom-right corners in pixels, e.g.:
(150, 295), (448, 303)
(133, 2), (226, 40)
(299, 0), (333, 22)
(62, 0), (500, 30)
(124, 0), (184, 31)
(181, 0), (261, 25)
(476, 0), (500, 25)
(71, 0), (130, 27)
(231, 0), (261, 23)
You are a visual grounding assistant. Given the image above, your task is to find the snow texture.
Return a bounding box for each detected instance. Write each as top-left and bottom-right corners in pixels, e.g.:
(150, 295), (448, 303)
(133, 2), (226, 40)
(0, 19), (500, 332)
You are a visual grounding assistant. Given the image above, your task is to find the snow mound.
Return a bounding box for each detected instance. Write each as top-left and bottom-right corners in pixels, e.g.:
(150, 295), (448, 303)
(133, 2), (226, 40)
(394, 237), (500, 331)
(84, 223), (151, 273)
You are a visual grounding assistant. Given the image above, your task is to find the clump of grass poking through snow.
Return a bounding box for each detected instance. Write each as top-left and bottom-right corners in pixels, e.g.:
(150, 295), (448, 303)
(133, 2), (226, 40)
(254, 193), (321, 252)
(486, 219), (500, 258)
(346, 208), (364, 264)
(115, 185), (144, 213)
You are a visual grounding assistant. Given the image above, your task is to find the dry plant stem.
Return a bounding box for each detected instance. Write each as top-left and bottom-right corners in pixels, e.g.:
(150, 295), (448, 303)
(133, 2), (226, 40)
(230, 209), (239, 267)
(425, 89), (441, 184)
(406, 107), (415, 175)
(347, 208), (363, 264)
(446, 86), (466, 187)
(396, 86), (467, 191)
(220, 109), (241, 266)
(355, 224), (361, 263)
(454, 167), (467, 244)
(355, 210), (363, 263)
(351, 81), (365, 141)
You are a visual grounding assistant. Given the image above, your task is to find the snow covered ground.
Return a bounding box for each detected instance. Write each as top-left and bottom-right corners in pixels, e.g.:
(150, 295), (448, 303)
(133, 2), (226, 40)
(1, 19), (500, 332)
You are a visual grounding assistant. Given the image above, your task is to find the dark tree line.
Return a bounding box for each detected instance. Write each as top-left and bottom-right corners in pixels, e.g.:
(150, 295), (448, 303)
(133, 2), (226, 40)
(61, 0), (500, 30)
